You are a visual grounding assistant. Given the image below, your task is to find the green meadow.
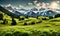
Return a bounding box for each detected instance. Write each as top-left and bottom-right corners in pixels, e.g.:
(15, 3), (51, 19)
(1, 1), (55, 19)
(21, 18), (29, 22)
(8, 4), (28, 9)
(0, 11), (60, 36)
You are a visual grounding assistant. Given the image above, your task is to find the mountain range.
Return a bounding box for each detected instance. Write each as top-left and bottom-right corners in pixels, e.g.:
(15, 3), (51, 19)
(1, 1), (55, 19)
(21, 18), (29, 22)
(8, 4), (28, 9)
(0, 5), (60, 17)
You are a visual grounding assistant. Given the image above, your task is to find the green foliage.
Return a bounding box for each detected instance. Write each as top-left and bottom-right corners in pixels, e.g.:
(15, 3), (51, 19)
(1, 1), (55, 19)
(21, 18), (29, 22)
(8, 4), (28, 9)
(22, 33), (29, 36)
(1, 19), (8, 24)
(42, 17), (49, 20)
(13, 31), (22, 36)
(19, 18), (24, 21)
(0, 11), (60, 36)
(49, 16), (53, 19)
(11, 18), (17, 25)
(5, 33), (13, 36)
(24, 23), (27, 25)
(25, 16), (29, 19)
(55, 14), (60, 18)
(0, 14), (3, 20)
(36, 20), (42, 24)
(31, 22), (35, 25)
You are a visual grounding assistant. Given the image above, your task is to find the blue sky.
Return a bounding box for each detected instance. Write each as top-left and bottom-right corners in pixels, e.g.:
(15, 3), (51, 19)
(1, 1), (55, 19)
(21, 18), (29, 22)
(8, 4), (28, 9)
(0, 0), (59, 5)
(0, 0), (60, 9)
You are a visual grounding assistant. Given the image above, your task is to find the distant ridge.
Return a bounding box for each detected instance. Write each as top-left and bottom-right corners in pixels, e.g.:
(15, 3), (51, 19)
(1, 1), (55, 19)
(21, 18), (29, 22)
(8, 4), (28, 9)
(0, 5), (20, 18)
(0, 5), (60, 18)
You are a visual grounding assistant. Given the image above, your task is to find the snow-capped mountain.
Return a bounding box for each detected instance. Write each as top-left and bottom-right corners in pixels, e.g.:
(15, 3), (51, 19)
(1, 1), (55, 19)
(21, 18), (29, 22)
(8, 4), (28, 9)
(25, 11), (37, 17)
(1, 5), (15, 12)
(14, 11), (24, 16)
(16, 9), (28, 14)
(56, 9), (60, 14)
(37, 9), (57, 16)
(0, 5), (60, 17)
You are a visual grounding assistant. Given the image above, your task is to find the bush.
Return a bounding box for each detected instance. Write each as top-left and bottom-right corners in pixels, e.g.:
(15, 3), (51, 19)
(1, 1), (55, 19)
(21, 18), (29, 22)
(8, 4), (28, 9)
(0, 14), (3, 20)
(42, 18), (47, 20)
(40, 34), (45, 36)
(21, 18), (24, 20)
(31, 22), (35, 25)
(36, 21), (42, 24)
(24, 23), (27, 25)
(22, 33), (29, 36)
(49, 16), (53, 19)
(55, 14), (60, 18)
(44, 26), (50, 27)
(36, 16), (38, 19)
(1, 19), (8, 24)
(11, 18), (17, 25)
(5, 33), (13, 36)
(25, 16), (28, 19)
(19, 18), (24, 21)
(43, 31), (52, 36)
(13, 31), (22, 36)
(52, 32), (59, 36)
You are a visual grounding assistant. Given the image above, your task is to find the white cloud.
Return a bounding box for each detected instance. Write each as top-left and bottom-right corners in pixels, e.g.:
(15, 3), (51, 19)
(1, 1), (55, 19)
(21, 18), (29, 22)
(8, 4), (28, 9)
(35, 2), (41, 7)
(6, 4), (12, 7)
(46, 3), (50, 6)
(33, 0), (48, 9)
(56, 1), (60, 4)
(19, 5), (23, 7)
(28, 2), (33, 5)
(19, 5), (24, 9)
(41, 2), (47, 8)
(49, 1), (59, 10)
(33, 0), (38, 4)
(33, 0), (41, 9)
(35, 2), (41, 9)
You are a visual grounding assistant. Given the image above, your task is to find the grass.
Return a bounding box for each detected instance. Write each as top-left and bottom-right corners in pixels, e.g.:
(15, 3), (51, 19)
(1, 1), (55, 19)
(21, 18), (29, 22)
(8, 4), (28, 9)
(0, 11), (60, 36)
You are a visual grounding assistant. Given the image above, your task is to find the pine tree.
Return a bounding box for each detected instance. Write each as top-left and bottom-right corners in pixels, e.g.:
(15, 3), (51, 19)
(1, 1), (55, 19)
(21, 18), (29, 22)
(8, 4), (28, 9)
(11, 18), (16, 25)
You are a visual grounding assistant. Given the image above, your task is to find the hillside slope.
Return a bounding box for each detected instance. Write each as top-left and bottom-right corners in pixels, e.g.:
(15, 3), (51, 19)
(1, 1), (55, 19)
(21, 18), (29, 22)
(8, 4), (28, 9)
(0, 11), (60, 36)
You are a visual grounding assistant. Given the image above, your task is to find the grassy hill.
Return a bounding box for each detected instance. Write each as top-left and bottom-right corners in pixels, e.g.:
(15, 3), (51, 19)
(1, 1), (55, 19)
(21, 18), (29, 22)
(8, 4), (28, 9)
(0, 11), (60, 36)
